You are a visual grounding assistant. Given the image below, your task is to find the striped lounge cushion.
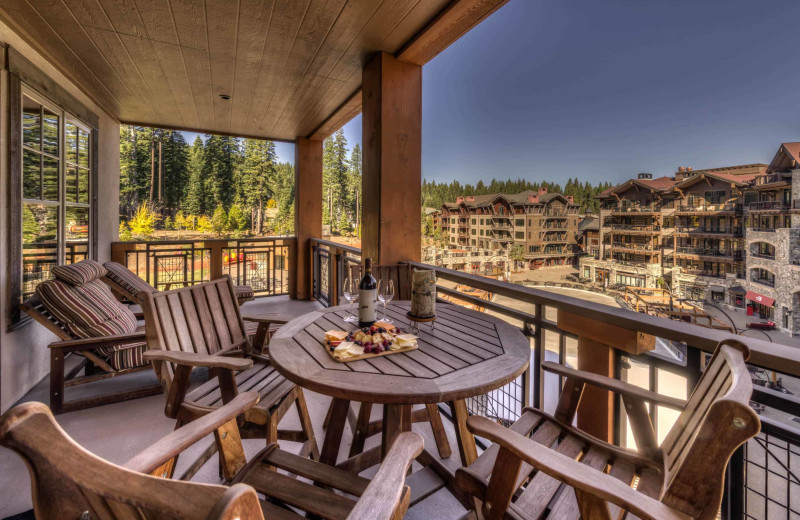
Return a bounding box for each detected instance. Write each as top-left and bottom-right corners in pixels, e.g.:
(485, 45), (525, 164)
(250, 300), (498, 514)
(51, 259), (106, 286)
(36, 278), (148, 369)
(103, 261), (156, 302)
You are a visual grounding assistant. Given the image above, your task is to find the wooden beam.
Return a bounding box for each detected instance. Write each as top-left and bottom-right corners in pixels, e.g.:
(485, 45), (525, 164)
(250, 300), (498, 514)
(294, 137), (323, 300)
(397, 0), (511, 65)
(308, 89), (362, 141)
(361, 52), (422, 265)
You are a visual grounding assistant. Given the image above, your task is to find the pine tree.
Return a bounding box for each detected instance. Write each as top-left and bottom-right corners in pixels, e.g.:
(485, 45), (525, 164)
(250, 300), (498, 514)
(204, 135), (240, 209)
(239, 139), (277, 234)
(185, 136), (208, 215)
(322, 130), (349, 233)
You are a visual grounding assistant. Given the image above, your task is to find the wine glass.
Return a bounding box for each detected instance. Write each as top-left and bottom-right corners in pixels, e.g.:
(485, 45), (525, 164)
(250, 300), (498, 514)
(378, 279), (394, 323)
(343, 277), (358, 322)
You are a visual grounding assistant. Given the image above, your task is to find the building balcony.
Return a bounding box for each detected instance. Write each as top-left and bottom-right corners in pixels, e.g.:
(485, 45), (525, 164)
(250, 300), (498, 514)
(608, 225), (661, 235)
(748, 201), (791, 212)
(607, 205), (659, 215)
(674, 226), (741, 237)
(749, 252), (776, 261)
(674, 247), (744, 261)
(677, 268), (728, 279)
(492, 222), (513, 230)
(676, 203), (741, 214)
(750, 275), (776, 288)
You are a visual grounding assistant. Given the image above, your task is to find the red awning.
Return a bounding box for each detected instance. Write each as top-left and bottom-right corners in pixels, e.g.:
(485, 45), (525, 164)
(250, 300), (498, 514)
(745, 291), (775, 307)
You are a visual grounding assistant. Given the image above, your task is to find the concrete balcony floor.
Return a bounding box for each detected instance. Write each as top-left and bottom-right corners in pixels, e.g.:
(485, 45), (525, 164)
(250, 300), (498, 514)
(0, 296), (467, 520)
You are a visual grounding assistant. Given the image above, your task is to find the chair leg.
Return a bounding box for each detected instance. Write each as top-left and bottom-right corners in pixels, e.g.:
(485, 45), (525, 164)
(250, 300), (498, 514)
(323, 398), (334, 429)
(349, 403), (373, 457)
(50, 349), (65, 415)
(426, 404), (452, 459)
(294, 388), (320, 461)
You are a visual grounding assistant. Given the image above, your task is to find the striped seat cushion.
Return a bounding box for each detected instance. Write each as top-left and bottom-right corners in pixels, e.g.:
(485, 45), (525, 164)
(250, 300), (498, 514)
(103, 262), (156, 302)
(36, 279), (142, 360)
(107, 342), (148, 370)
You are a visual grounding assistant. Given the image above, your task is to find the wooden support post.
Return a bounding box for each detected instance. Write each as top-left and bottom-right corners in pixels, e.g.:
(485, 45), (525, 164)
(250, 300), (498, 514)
(294, 137), (323, 299)
(206, 239), (227, 281)
(557, 310), (655, 443)
(361, 52), (422, 265)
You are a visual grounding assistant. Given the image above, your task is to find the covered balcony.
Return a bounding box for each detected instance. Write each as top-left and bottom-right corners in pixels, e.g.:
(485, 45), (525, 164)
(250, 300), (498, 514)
(0, 2), (798, 520)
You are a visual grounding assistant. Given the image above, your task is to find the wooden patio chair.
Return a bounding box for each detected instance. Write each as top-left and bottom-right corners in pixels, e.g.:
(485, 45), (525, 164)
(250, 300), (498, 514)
(455, 338), (760, 520)
(325, 262), (452, 459)
(140, 276), (319, 473)
(21, 260), (161, 415)
(0, 391), (424, 520)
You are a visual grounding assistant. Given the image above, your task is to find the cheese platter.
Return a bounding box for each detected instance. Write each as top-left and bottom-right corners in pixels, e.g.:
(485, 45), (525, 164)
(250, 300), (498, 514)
(323, 321), (419, 363)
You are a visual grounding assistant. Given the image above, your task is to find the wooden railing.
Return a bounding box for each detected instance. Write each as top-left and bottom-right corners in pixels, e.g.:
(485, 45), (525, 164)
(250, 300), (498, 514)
(308, 245), (800, 519)
(110, 236), (296, 296)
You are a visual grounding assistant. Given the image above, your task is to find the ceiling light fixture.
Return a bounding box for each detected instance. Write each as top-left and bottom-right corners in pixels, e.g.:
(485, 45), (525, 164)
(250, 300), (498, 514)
(219, 94), (231, 100)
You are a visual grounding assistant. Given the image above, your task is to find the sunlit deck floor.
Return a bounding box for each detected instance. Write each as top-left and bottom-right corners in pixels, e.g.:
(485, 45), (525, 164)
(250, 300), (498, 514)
(0, 296), (467, 520)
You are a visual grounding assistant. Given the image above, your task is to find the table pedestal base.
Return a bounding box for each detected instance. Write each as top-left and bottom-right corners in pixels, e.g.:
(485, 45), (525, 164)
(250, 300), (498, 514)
(320, 397), (478, 510)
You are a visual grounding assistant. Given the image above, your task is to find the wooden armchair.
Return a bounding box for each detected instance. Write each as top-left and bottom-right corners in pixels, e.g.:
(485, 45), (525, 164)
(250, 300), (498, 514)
(456, 339), (760, 520)
(141, 276), (318, 476)
(0, 391), (424, 520)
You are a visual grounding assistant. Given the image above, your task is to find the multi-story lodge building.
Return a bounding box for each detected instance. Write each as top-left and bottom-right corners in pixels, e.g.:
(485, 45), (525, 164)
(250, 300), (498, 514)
(438, 188), (583, 268)
(581, 142), (800, 336)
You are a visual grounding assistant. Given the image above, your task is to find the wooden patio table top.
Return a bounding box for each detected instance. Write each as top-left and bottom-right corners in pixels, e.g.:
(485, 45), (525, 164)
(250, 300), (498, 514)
(270, 301), (530, 503)
(269, 301), (530, 405)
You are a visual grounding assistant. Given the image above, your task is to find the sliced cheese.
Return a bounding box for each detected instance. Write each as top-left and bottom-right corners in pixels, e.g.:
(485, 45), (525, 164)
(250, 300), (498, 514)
(347, 344), (365, 356)
(325, 330), (349, 342)
(395, 334), (418, 347)
(334, 341), (355, 352)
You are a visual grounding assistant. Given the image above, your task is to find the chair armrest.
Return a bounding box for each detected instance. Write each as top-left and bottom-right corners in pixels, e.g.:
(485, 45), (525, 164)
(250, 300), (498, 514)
(542, 361), (686, 410)
(242, 313), (290, 325)
(124, 391), (260, 474)
(466, 416), (690, 520)
(49, 331), (147, 353)
(143, 350), (253, 371)
(346, 432), (424, 520)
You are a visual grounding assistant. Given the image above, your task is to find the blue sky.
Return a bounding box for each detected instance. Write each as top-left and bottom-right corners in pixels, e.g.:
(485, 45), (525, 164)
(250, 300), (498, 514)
(184, 0), (800, 186)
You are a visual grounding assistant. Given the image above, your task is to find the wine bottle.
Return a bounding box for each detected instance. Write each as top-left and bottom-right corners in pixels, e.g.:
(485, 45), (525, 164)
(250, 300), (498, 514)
(358, 258), (377, 327)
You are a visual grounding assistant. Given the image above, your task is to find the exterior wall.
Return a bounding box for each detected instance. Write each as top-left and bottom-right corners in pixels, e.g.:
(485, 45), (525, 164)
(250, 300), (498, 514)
(0, 23), (120, 412)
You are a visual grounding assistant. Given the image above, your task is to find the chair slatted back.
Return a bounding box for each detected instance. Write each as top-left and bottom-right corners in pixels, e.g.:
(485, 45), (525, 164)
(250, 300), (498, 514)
(660, 339), (759, 519)
(347, 263), (413, 300)
(20, 295), (76, 341)
(141, 277), (250, 388)
(0, 402), (262, 520)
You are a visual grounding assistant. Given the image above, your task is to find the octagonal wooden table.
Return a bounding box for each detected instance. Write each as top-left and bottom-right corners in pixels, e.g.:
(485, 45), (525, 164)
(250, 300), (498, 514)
(270, 301), (529, 488)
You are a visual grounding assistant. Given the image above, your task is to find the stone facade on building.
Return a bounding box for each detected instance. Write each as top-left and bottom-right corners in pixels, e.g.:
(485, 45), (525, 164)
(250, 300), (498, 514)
(579, 143), (800, 336)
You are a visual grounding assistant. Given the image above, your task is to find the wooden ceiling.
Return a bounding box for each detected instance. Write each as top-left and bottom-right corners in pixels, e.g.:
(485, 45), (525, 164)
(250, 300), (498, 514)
(0, 0), (508, 141)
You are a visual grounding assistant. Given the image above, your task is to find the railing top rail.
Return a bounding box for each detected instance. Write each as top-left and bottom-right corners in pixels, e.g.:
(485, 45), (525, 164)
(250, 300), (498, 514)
(406, 260), (799, 376)
(111, 236), (296, 247)
(310, 237), (363, 255)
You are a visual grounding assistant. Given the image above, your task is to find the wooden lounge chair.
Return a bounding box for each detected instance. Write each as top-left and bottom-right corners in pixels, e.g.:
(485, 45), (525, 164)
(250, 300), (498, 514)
(455, 338), (760, 520)
(325, 262), (452, 460)
(0, 391), (423, 520)
(140, 276), (319, 471)
(21, 260), (161, 415)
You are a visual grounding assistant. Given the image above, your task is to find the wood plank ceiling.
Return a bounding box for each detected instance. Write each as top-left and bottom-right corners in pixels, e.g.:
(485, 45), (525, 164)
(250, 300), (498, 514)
(0, 0), (474, 141)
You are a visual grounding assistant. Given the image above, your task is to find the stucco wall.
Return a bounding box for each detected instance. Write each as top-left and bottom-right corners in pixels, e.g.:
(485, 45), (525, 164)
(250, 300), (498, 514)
(0, 22), (120, 412)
